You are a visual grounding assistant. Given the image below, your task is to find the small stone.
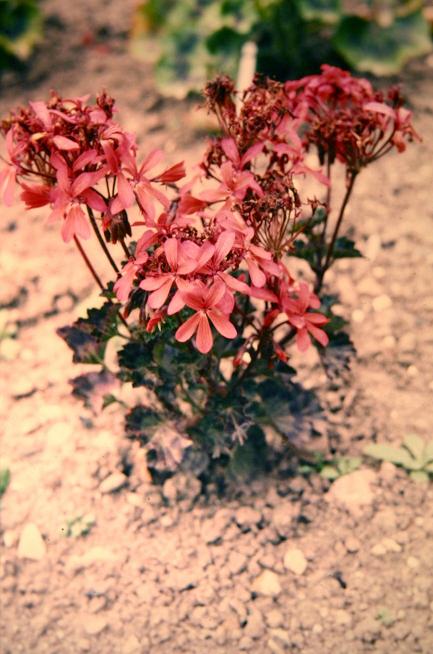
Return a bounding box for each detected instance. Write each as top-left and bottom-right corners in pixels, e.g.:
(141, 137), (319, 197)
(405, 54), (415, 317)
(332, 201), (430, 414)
(344, 536), (361, 553)
(266, 610), (284, 629)
(398, 333), (416, 352)
(326, 469), (376, 512)
(364, 234), (382, 261)
(162, 473), (201, 504)
(17, 523), (46, 561)
(239, 636), (254, 650)
(252, 570), (282, 597)
(271, 504), (295, 537)
(201, 508), (233, 543)
(244, 609), (265, 639)
(372, 294), (392, 312)
(371, 543), (387, 556)
(382, 538), (402, 553)
(351, 309), (364, 323)
(357, 276), (382, 296)
(407, 556), (420, 569)
(268, 640), (285, 654)
(67, 547), (118, 572)
(99, 472), (127, 494)
(123, 635), (141, 654)
(227, 550), (247, 575)
(235, 506), (262, 531)
(3, 530), (17, 548)
(334, 609), (352, 626)
(407, 365), (418, 377)
(283, 548), (307, 575)
(82, 615), (108, 636)
(379, 461), (397, 482)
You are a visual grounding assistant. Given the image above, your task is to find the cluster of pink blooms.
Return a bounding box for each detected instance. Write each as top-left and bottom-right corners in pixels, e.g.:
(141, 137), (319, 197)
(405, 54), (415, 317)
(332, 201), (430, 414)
(0, 66), (417, 357)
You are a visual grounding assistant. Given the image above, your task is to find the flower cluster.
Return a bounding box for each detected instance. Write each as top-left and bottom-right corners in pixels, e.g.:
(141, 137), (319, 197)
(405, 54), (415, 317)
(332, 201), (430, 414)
(284, 64), (420, 173)
(1, 66), (417, 360)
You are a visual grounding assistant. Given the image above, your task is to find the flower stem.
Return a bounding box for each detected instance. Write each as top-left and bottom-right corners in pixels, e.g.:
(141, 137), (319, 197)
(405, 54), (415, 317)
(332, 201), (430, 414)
(73, 236), (105, 292)
(86, 207), (120, 274)
(73, 235), (130, 333)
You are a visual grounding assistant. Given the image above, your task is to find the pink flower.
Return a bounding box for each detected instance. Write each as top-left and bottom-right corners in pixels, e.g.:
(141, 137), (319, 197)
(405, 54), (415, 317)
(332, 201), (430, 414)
(48, 153), (106, 242)
(175, 282), (237, 353)
(140, 238), (197, 312)
(281, 282), (329, 351)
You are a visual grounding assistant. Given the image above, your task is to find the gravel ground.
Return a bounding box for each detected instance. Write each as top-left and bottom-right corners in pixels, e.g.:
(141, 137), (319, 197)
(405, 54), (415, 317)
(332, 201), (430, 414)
(1, 2), (433, 653)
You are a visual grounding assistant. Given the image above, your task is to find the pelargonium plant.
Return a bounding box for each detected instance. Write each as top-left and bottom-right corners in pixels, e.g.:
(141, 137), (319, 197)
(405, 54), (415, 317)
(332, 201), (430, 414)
(0, 65), (418, 478)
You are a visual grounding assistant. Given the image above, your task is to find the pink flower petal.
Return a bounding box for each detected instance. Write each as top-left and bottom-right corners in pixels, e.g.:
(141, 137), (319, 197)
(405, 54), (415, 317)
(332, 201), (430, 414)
(148, 278), (173, 309)
(195, 314), (213, 353)
(175, 313), (201, 343)
(164, 238), (178, 270)
(207, 309), (237, 339)
(140, 276), (168, 291)
(117, 172), (135, 209)
(214, 231), (235, 264)
(296, 328), (311, 352)
(53, 135), (80, 151)
(62, 205), (90, 242)
(307, 323), (329, 347)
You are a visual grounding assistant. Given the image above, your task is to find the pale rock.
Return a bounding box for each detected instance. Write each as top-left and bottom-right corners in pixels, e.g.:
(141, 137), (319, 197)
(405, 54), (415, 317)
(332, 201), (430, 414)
(334, 609), (353, 626)
(123, 635), (141, 654)
(326, 469), (376, 511)
(382, 538), (402, 553)
(268, 639), (285, 654)
(162, 473), (201, 504)
(266, 609), (284, 628)
(371, 543), (387, 556)
(357, 277), (383, 296)
(272, 504), (295, 537)
(407, 556), (420, 569)
(3, 530), (17, 548)
(283, 548), (307, 575)
(252, 570), (282, 597)
(67, 547), (118, 572)
(372, 294), (392, 312)
(398, 332), (416, 352)
(17, 523), (46, 560)
(244, 609), (265, 639)
(379, 461), (397, 482)
(352, 309), (365, 323)
(227, 550), (247, 575)
(239, 636), (254, 650)
(82, 615), (108, 636)
(364, 234), (382, 261)
(235, 506), (262, 531)
(344, 536), (361, 553)
(99, 472), (127, 494)
(201, 508), (233, 543)
(407, 365), (418, 377)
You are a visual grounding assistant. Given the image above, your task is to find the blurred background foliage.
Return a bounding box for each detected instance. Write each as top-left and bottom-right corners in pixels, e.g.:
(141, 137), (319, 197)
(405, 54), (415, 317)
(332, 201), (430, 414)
(131, 0), (432, 96)
(0, 0), (42, 69)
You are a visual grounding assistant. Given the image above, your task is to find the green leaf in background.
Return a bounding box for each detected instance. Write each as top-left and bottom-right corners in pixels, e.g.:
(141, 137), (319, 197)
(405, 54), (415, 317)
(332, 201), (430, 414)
(0, 0), (42, 66)
(364, 443), (417, 468)
(409, 470), (429, 483)
(0, 468), (10, 497)
(333, 11), (432, 76)
(402, 433), (425, 463)
(296, 0), (341, 24)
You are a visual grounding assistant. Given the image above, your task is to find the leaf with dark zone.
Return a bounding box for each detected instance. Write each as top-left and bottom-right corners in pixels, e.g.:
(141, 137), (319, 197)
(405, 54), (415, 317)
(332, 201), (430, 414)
(70, 370), (118, 412)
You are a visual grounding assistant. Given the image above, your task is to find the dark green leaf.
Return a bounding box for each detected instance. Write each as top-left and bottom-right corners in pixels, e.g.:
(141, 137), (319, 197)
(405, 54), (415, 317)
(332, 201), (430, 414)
(125, 405), (163, 444)
(70, 370), (118, 411)
(333, 11), (432, 76)
(332, 236), (363, 260)
(0, 468), (10, 497)
(296, 0), (341, 24)
(57, 302), (120, 364)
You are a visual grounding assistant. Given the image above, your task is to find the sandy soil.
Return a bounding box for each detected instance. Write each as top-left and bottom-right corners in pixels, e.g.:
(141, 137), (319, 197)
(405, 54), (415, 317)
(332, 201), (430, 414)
(1, 2), (433, 653)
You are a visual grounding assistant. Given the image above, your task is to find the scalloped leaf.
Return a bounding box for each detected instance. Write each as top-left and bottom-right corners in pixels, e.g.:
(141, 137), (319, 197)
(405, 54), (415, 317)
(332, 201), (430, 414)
(409, 470), (429, 483)
(402, 433), (425, 463)
(363, 443), (416, 468)
(423, 440), (433, 465)
(333, 11), (432, 75)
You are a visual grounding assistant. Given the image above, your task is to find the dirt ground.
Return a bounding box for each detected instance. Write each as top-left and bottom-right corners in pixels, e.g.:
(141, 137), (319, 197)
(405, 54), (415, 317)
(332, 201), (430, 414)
(1, 1), (433, 653)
